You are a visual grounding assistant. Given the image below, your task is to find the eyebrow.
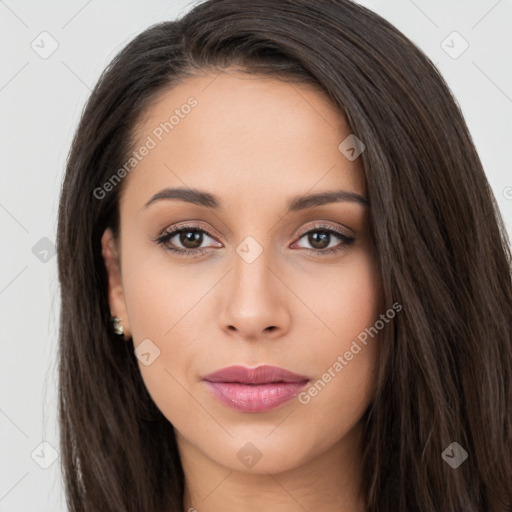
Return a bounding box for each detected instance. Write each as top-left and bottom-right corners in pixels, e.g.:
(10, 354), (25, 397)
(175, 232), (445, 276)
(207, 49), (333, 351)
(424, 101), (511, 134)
(143, 187), (369, 211)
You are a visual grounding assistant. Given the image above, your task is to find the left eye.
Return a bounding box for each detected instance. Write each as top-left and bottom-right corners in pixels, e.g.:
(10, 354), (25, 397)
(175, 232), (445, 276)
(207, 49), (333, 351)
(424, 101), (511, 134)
(155, 225), (355, 256)
(293, 228), (354, 252)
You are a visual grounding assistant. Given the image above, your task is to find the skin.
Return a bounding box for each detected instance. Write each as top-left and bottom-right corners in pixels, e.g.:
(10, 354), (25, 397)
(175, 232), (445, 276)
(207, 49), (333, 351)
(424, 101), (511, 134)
(101, 69), (384, 512)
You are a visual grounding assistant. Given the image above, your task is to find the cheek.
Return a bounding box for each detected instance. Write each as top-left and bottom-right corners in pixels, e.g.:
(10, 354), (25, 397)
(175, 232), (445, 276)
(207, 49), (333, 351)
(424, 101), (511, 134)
(121, 263), (202, 428)
(290, 250), (383, 430)
(320, 264), (381, 339)
(118, 241), (215, 420)
(120, 232), (203, 339)
(293, 247), (383, 358)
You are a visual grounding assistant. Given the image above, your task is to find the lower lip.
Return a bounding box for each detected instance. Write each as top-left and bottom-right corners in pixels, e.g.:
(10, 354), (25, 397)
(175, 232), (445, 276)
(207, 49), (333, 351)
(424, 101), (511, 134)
(203, 381), (308, 412)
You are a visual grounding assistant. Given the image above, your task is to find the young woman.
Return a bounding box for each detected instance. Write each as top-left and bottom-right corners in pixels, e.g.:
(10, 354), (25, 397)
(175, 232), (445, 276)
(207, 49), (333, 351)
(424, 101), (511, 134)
(56, 0), (512, 510)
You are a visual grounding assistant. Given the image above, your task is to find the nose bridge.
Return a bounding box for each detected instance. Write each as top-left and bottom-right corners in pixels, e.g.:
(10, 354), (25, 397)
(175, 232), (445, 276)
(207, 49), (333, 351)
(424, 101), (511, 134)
(232, 235), (278, 308)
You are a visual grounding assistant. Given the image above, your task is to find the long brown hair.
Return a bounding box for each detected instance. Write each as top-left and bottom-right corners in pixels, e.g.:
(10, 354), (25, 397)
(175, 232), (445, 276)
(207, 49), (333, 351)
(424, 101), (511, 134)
(56, 0), (512, 510)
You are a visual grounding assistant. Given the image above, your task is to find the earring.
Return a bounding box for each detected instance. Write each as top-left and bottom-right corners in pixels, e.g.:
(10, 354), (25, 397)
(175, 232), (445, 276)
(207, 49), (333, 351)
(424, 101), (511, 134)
(111, 316), (125, 336)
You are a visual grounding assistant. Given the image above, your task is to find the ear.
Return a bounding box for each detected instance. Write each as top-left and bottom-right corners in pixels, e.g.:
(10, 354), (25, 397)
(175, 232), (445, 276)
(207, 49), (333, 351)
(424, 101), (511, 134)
(101, 227), (131, 339)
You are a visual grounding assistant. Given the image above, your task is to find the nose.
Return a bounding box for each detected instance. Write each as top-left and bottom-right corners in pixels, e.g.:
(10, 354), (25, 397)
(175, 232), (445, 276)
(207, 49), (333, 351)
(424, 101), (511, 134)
(218, 247), (291, 342)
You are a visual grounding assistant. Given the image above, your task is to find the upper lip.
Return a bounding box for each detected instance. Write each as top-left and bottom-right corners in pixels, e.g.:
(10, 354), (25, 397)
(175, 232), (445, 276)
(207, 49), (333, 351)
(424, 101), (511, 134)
(202, 365), (310, 384)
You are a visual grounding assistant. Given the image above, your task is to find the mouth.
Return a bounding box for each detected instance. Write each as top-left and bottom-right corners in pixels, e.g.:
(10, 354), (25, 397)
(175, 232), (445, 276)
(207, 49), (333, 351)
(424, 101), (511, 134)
(202, 364), (310, 384)
(202, 365), (310, 412)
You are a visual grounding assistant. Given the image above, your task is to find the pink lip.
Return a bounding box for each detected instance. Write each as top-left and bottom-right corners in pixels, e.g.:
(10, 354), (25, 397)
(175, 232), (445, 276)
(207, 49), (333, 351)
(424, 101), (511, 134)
(202, 365), (310, 413)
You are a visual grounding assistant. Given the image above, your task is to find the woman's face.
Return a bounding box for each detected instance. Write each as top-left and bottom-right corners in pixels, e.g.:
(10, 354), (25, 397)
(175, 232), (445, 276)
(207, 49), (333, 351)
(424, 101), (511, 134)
(102, 70), (384, 475)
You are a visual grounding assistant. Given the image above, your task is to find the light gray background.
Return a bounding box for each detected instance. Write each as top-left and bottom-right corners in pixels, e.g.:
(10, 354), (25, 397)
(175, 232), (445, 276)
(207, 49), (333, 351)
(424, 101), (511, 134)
(1, 1), (511, 510)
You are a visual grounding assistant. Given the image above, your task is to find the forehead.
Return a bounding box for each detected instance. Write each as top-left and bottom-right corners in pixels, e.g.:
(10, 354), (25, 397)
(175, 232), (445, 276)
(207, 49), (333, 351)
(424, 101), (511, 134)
(121, 71), (365, 209)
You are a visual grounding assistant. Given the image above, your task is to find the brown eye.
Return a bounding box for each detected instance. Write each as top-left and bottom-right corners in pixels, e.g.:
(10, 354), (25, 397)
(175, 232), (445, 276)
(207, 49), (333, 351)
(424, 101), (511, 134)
(178, 230), (204, 249)
(155, 224), (222, 257)
(293, 225), (356, 255)
(307, 231), (331, 250)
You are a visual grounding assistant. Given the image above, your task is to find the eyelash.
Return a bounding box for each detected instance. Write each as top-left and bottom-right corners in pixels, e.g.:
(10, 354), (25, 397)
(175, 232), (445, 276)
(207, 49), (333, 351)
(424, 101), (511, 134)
(154, 223), (355, 258)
